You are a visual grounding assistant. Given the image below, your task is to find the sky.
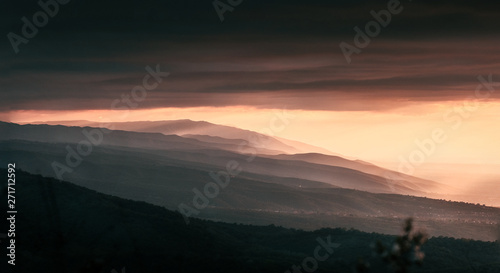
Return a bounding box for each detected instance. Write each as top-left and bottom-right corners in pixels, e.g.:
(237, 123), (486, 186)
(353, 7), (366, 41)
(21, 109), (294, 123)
(2, 0), (500, 185)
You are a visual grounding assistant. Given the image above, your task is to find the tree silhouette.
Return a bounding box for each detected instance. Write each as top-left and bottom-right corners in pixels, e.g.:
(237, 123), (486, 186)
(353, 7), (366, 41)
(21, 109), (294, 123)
(372, 218), (427, 273)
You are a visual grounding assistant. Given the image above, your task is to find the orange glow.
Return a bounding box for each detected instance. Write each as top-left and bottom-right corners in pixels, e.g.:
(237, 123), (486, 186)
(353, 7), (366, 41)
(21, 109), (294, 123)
(2, 100), (500, 204)
(2, 101), (500, 165)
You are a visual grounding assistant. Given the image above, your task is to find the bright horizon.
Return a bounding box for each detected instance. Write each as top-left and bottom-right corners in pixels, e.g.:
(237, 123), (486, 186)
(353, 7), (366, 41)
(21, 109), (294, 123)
(3, 99), (500, 190)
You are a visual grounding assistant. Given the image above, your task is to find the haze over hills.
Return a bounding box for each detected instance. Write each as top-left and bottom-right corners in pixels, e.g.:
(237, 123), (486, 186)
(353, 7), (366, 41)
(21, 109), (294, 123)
(0, 121), (441, 195)
(1, 121), (286, 156)
(20, 120), (500, 206)
(1, 121), (499, 241)
(28, 119), (333, 155)
(263, 153), (454, 194)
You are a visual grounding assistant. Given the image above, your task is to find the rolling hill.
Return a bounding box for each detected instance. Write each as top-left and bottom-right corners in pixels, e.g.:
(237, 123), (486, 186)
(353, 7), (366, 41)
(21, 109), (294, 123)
(0, 139), (498, 241)
(1, 169), (499, 273)
(28, 119), (332, 155)
(1, 121), (497, 242)
(0, 121), (443, 195)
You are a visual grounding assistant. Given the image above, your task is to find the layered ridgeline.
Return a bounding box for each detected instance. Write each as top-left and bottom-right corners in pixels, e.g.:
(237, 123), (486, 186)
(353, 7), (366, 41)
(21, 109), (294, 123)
(28, 119), (324, 155)
(0, 121), (498, 241)
(0, 169), (499, 273)
(1, 121), (447, 194)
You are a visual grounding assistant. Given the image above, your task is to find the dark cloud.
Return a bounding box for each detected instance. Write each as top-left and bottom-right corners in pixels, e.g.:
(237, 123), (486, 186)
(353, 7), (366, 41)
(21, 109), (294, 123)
(2, 0), (500, 111)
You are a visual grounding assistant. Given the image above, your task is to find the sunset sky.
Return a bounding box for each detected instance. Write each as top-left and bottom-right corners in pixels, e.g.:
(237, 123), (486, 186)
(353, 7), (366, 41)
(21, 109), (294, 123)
(2, 0), (500, 185)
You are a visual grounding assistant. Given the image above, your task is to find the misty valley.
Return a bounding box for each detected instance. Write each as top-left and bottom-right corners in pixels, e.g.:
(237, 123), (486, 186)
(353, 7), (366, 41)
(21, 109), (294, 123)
(1, 120), (499, 272)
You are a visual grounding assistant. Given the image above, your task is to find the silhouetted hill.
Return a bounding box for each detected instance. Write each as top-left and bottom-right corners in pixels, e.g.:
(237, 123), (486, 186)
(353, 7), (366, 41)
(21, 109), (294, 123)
(1, 122), (498, 242)
(0, 121), (439, 195)
(1, 138), (499, 241)
(1, 169), (499, 273)
(28, 119), (304, 154)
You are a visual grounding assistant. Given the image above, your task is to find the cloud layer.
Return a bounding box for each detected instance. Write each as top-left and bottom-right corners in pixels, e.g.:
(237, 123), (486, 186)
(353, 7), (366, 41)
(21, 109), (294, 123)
(2, 0), (500, 111)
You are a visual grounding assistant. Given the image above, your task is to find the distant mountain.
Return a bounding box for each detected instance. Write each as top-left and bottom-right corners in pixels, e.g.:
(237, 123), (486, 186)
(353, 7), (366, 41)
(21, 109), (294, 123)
(0, 121), (284, 155)
(3, 121), (495, 242)
(263, 153), (451, 194)
(23, 120), (449, 193)
(1, 140), (498, 240)
(29, 119), (332, 155)
(181, 134), (286, 155)
(273, 136), (337, 155)
(0, 121), (435, 195)
(2, 169), (499, 273)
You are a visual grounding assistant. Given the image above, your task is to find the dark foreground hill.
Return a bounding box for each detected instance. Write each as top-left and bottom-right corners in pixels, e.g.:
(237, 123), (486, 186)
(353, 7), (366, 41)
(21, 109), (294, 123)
(1, 169), (499, 273)
(1, 139), (498, 241)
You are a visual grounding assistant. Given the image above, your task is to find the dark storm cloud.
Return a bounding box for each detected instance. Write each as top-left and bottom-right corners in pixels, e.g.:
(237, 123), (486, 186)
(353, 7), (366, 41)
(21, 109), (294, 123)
(2, 0), (500, 111)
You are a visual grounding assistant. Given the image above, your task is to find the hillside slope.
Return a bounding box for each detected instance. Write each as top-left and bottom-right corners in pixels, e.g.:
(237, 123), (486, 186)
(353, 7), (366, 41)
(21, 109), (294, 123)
(1, 169), (499, 273)
(1, 140), (498, 241)
(0, 121), (442, 195)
